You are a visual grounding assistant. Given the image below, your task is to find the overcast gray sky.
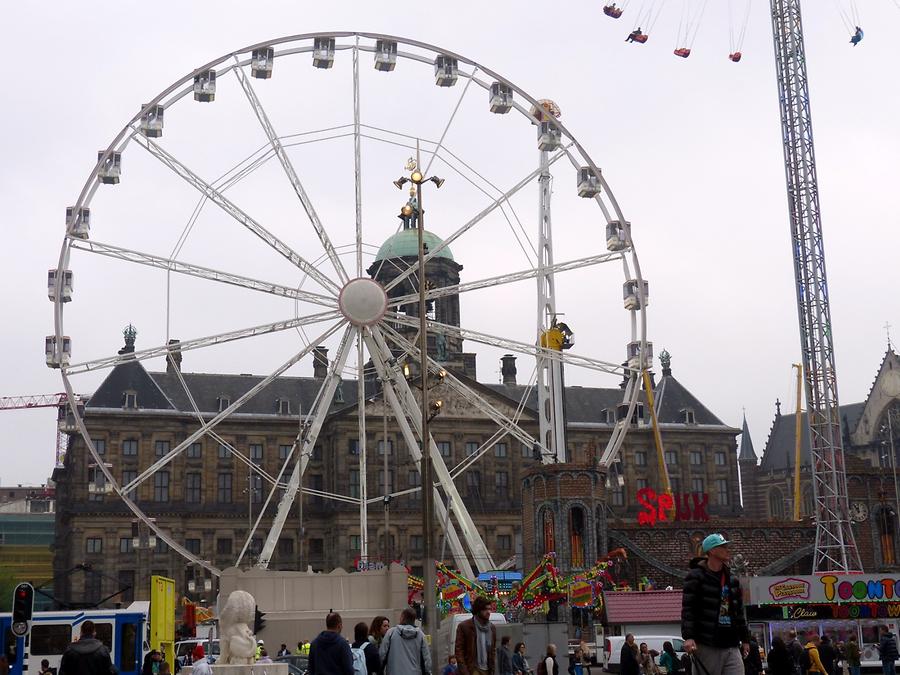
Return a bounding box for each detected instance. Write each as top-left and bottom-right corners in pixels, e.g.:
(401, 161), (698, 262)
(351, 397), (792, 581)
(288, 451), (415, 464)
(1, 1), (898, 486)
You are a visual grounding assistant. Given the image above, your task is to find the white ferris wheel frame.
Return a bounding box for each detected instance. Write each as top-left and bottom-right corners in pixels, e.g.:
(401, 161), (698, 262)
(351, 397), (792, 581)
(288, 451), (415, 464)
(52, 31), (649, 578)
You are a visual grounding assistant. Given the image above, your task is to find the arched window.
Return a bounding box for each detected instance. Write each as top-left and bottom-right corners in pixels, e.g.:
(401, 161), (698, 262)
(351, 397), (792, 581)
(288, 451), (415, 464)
(879, 506), (898, 566)
(768, 488), (785, 519)
(569, 506), (586, 568)
(540, 508), (555, 555)
(802, 487), (814, 517)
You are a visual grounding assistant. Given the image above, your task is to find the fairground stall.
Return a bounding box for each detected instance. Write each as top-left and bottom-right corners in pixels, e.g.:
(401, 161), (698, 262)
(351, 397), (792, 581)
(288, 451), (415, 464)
(745, 574), (900, 667)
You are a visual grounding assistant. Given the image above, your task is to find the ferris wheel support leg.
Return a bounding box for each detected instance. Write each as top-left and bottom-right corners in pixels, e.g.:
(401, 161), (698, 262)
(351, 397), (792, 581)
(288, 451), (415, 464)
(362, 331), (474, 578)
(357, 334), (369, 560)
(535, 149), (567, 464)
(256, 326), (356, 568)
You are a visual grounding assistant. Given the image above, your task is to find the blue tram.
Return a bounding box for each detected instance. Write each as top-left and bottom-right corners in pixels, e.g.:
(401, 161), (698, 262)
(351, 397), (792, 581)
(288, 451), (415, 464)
(1, 602), (148, 675)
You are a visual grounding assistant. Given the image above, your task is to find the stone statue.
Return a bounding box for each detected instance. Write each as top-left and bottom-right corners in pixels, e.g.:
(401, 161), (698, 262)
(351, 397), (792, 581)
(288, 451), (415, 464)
(436, 334), (448, 362)
(218, 590), (258, 665)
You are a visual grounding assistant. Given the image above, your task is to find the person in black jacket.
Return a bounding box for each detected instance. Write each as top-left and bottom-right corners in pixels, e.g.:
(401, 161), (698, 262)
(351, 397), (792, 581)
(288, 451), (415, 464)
(353, 622), (382, 675)
(621, 635), (640, 675)
(309, 613), (354, 675)
(681, 533), (750, 675)
(818, 635), (836, 675)
(765, 637), (793, 675)
(878, 626), (899, 675)
(59, 620), (115, 675)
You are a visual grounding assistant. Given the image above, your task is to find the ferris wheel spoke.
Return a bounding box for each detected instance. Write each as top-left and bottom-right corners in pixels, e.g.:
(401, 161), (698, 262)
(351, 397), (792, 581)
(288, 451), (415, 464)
(133, 134), (341, 296)
(353, 40), (364, 279)
(383, 145), (571, 293)
(386, 251), (624, 308)
(70, 238), (338, 308)
(385, 312), (627, 377)
(379, 323), (539, 452)
(368, 326), (495, 573)
(422, 67), (478, 177)
(63, 310), (342, 376)
(363, 328), (480, 577)
(121, 319), (347, 496)
(257, 325), (356, 568)
(232, 61), (349, 286)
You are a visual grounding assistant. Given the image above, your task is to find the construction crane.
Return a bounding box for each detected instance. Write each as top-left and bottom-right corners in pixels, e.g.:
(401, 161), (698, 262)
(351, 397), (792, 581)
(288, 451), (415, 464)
(0, 393), (83, 467)
(770, 0), (861, 571)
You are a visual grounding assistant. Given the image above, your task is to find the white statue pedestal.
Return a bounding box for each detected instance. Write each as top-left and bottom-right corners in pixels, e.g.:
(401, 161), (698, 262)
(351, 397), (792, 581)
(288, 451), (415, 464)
(182, 665), (288, 675)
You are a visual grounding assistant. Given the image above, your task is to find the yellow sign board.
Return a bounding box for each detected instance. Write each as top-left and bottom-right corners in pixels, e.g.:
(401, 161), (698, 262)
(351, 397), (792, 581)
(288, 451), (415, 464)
(150, 575), (176, 663)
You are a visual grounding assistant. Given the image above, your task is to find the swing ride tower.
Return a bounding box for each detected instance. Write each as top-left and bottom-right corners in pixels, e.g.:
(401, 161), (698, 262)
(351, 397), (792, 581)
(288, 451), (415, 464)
(770, 0), (861, 572)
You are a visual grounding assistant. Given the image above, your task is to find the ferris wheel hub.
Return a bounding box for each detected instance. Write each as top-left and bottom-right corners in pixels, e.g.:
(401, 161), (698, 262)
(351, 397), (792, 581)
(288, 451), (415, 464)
(338, 277), (388, 327)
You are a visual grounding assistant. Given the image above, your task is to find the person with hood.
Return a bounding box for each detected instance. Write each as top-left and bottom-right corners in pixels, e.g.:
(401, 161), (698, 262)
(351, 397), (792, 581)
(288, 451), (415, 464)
(59, 621), (115, 675)
(309, 612), (354, 675)
(380, 608), (431, 675)
(681, 534), (750, 675)
(353, 621), (382, 675)
(765, 638), (792, 675)
(804, 633), (827, 675)
(190, 646), (212, 675)
(454, 597), (496, 675)
(878, 626), (899, 675)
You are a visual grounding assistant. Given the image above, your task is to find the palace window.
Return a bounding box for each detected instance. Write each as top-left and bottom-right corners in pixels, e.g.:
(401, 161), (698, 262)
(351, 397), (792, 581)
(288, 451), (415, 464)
(768, 487), (785, 519)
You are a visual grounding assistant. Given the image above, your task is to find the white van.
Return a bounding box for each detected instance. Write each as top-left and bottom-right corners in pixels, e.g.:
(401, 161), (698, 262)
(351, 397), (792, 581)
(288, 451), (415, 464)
(603, 636), (684, 672)
(441, 613), (509, 664)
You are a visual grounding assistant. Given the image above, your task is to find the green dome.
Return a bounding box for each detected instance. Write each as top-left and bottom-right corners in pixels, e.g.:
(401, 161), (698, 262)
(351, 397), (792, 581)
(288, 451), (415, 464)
(374, 229), (454, 262)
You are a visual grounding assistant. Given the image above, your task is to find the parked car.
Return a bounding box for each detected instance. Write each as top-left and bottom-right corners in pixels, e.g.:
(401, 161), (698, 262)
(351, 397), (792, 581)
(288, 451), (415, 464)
(274, 654), (308, 675)
(603, 636), (684, 673)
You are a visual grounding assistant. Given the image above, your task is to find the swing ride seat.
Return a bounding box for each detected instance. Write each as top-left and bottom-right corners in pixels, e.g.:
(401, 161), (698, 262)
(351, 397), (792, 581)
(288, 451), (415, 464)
(674, 48), (691, 58)
(729, 51), (742, 62)
(632, 33), (649, 44)
(603, 5), (624, 18)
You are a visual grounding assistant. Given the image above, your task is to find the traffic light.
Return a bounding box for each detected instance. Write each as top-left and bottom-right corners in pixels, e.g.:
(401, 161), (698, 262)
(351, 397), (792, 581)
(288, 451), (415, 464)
(11, 583), (34, 637)
(253, 606), (266, 634)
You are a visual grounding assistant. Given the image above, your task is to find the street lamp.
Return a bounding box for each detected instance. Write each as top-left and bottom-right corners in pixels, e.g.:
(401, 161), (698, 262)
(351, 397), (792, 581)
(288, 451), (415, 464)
(394, 154), (443, 665)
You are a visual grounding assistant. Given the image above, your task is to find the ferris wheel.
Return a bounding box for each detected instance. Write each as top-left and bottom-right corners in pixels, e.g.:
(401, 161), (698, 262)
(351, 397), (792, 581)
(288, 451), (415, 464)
(49, 32), (650, 577)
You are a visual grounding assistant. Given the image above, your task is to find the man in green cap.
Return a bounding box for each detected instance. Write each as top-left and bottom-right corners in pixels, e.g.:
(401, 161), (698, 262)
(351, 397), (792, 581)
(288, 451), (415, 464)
(681, 533), (750, 675)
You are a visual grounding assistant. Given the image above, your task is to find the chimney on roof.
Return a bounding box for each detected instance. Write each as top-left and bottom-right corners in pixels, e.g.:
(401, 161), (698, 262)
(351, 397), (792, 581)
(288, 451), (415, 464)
(500, 354), (517, 385)
(166, 339), (182, 374)
(313, 346), (329, 379)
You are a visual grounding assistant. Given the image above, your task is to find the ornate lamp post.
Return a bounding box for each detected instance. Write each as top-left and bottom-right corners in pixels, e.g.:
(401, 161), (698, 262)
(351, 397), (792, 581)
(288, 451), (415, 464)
(394, 154), (443, 665)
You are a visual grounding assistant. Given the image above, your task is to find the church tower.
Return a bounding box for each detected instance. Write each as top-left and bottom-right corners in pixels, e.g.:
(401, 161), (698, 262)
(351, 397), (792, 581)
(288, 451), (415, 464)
(366, 210), (477, 379)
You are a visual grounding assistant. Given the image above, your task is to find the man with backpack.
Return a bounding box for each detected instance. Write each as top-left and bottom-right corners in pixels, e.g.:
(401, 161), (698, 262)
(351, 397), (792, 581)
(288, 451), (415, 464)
(380, 608), (431, 675)
(801, 633), (826, 674)
(309, 612), (354, 675)
(786, 630), (805, 675)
